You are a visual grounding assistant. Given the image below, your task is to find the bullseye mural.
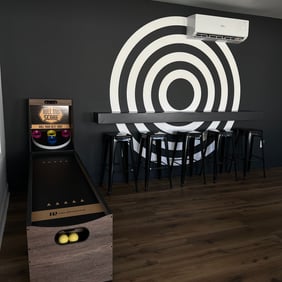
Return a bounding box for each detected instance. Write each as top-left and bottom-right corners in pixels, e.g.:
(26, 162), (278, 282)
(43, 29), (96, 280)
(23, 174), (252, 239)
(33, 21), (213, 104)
(109, 16), (241, 164)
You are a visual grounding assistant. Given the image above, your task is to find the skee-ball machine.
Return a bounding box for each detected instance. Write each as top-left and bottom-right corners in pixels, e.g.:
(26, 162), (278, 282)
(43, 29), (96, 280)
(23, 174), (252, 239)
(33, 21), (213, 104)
(26, 98), (112, 282)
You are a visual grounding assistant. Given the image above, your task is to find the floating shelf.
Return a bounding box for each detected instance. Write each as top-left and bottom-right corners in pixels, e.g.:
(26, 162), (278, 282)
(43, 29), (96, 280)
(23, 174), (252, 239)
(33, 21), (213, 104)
(93, 111), (263, 124)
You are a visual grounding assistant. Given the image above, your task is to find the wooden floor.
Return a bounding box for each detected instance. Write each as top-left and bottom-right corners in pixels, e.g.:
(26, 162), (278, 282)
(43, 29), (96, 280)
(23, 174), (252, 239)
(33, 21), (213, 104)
(1, 168), (282, 281)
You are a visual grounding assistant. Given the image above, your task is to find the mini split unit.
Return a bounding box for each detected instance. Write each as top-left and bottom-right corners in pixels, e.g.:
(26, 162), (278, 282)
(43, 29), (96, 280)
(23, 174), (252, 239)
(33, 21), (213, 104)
(187, 14), (249, 44)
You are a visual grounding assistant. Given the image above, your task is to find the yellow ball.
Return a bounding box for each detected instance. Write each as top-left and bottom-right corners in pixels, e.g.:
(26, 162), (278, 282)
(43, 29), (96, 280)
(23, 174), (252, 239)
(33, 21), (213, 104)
(58, 234), (69, 244)
(68, 232), (79, 243)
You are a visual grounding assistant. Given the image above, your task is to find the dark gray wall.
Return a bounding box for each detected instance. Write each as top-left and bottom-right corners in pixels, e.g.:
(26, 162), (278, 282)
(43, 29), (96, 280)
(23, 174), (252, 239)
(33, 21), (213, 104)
(1, 0), (282, 191)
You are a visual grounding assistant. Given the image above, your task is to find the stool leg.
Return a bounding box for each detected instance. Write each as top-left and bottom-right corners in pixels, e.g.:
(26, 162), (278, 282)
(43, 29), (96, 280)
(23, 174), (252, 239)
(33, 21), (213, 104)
(243, 131), (249, 177)
(107, 139), (117, 195)
(188, 136), (195, 177)
(229, 130), (238, 173)
(137, 137), (145, 179)
(247, 135), (254, 172)
(181, 135), (189, 186)
(236, 129), (244, 173)
(164, 137), (172, 189)
(199, 133), (207, 179)
(261, 137), (266, 177)
(121, 141), (129, 183)
(156, 139), (162, 179)
(200, 135), (206, 184)
(213, 134), (219, 183)
(225, 137), (231, 173)
(218, 135), (225, 173)
(224, 136), (233, 173)
(231, 134), (238, 180)
(145, 136), (153, 191)
(100, 137), (108, 186)
(170, 136), (179, 177)
(129, 138), (138, 192)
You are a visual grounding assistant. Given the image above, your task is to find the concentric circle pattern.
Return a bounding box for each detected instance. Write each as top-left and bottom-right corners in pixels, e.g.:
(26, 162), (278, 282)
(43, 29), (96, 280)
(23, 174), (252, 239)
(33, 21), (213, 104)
(109, 16), (241, 164)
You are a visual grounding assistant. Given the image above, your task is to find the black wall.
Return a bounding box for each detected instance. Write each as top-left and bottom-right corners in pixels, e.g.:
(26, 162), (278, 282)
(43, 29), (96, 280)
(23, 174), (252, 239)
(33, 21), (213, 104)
(1, 0), (282, 191)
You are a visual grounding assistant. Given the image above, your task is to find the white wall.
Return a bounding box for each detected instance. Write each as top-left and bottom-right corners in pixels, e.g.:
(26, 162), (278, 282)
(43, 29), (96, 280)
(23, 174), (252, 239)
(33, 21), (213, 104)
(0, 68), (9, 249)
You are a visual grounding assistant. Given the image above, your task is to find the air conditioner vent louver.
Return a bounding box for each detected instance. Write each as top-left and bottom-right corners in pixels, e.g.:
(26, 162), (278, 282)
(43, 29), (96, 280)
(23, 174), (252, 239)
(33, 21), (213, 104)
(195, 33), (245, 42)
(187, 14), (249, 44)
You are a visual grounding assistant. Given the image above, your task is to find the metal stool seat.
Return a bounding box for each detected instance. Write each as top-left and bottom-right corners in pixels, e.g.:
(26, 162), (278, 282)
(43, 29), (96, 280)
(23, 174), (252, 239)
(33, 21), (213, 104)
(137, 132), (172, 191)
(206, 129), (237, 182)
(234, 128), (266, 177)
(100, 132), (137, 195)
(171, 131), (206, 186)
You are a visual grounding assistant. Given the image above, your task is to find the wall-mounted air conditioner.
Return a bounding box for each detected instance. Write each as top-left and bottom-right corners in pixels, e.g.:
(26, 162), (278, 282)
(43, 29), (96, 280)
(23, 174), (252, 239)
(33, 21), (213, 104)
(187, 14), (249, 44)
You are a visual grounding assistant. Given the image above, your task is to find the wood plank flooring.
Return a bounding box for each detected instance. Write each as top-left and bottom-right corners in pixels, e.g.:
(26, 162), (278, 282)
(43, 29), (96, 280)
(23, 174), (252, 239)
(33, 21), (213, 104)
(1, 168), (282, 281)
(0, 192), (29, 282)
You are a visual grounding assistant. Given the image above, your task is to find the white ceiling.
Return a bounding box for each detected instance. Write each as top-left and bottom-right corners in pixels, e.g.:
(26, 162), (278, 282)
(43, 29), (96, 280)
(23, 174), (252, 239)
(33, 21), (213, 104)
(153, 0), (282, 19)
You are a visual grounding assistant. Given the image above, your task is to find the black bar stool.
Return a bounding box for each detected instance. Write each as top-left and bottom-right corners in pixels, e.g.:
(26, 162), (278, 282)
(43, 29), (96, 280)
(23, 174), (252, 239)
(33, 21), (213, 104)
(100, 132), (137, 195)
(171, 131), (206, 186)
(234, 128), (266, 177)
(137, 132), (172, 191)
(206, 129), (237, 183)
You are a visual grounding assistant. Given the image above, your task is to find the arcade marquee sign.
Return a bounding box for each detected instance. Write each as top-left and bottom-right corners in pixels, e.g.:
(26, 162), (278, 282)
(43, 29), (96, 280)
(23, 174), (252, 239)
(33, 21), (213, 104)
(31, 105), (71, 130)
(39, 106), (63, 124)
(29, 99), (72, 150)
